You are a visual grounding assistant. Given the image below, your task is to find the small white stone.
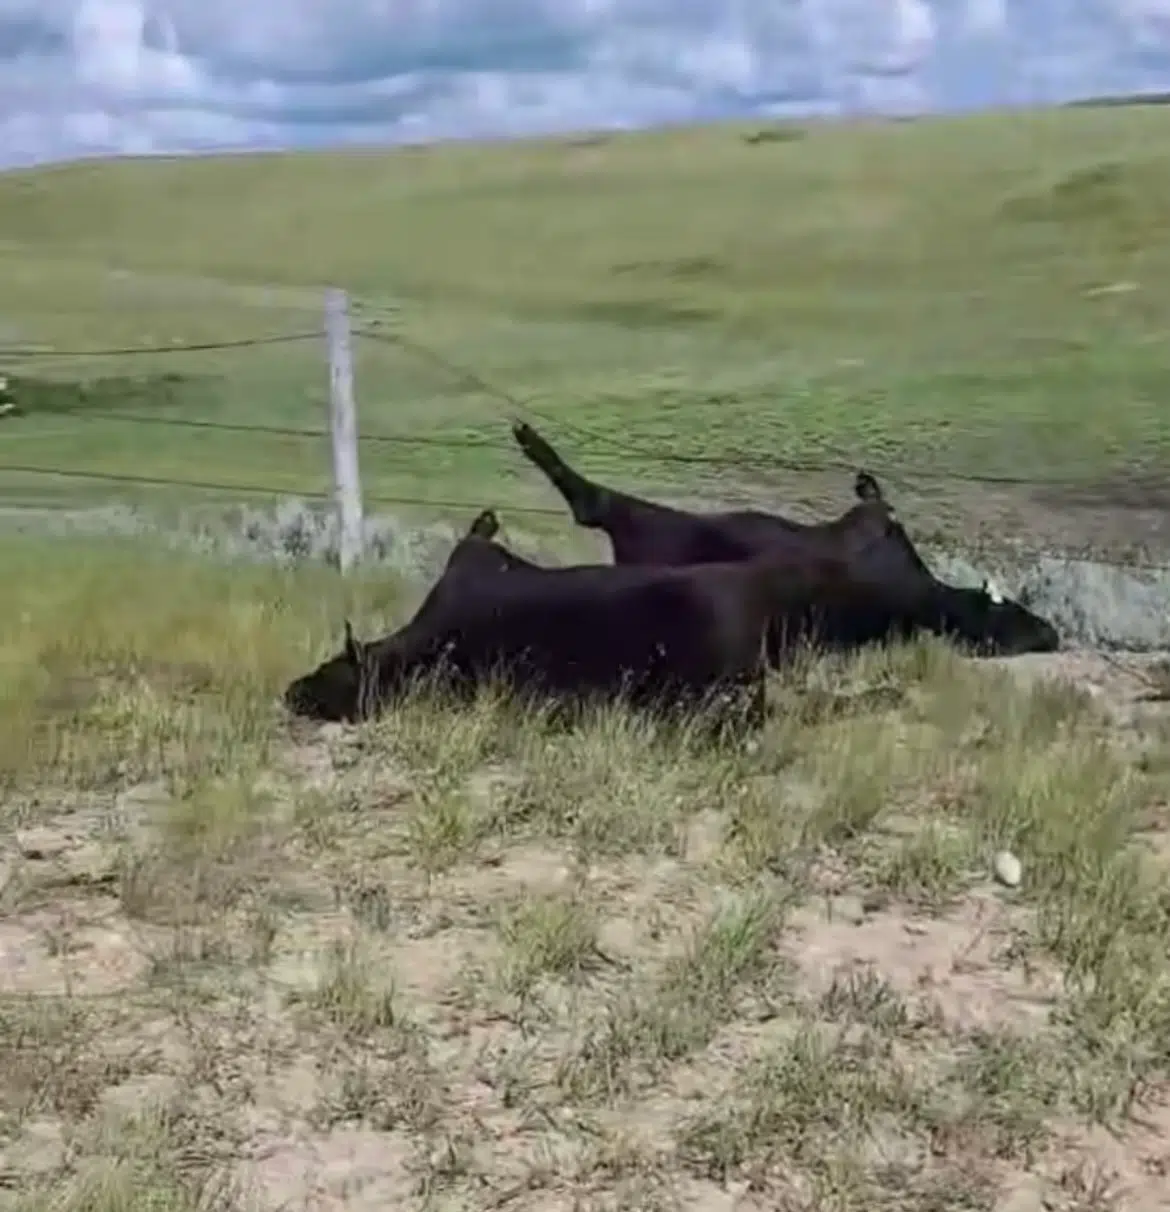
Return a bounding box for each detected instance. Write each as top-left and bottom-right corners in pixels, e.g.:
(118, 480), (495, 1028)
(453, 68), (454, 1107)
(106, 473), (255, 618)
(993, 849), (1022, 888)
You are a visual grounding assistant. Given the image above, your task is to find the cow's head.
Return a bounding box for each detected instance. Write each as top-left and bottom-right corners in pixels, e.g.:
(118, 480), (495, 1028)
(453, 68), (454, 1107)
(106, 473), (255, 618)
(851, 474), (1060, 656)
(942, 576), (1060, 656)
(283, 620), (382, 722)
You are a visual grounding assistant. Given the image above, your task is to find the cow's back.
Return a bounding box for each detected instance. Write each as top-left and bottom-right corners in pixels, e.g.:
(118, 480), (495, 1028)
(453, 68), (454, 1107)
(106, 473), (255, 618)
(616, 503), (897, 575)
(424, 562), (766, 699)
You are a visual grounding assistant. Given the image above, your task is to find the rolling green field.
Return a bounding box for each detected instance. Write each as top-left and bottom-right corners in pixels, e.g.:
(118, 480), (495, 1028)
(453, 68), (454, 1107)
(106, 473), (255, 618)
(2, 107), (1170, 556)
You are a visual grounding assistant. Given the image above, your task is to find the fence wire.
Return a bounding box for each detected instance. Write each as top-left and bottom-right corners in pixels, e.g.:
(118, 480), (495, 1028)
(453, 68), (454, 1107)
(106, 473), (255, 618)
(1, 317), (1166, 572)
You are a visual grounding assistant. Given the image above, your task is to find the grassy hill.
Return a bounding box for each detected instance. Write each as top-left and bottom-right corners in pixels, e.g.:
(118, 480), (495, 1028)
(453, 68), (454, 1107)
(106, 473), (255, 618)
(1, 107), (1169, 556)
(7, 112), (1170, 1212)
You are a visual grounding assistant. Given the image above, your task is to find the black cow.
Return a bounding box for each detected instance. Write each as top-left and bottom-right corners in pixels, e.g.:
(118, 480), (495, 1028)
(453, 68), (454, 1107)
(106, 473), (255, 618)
(284, 510), (898, 728)
(511, 422), (1059, 657)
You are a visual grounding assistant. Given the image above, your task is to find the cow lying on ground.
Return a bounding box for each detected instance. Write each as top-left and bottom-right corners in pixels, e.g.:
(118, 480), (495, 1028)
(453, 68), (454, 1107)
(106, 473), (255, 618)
(510, 422), (1059, 657)
(443, 505), (1052, 662)
(284, 509), (921, 728)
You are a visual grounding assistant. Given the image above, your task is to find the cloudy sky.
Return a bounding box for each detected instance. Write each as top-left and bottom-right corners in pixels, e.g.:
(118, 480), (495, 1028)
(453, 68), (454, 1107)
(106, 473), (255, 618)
(1, 0), (1169, 167)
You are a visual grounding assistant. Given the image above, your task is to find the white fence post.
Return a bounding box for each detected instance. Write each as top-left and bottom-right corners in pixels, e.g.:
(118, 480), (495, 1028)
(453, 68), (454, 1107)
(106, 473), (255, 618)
(325, 288), (363, 574)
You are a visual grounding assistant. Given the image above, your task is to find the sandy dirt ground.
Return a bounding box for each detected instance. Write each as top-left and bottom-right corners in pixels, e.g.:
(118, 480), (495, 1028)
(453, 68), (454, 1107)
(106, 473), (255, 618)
(3, 647), (1170, 1211)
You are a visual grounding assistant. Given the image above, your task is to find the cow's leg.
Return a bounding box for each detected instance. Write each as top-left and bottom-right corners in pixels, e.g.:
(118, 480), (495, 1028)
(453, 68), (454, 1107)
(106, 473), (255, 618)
(511, 423), (610, 528)
(466, 508), (500, 540)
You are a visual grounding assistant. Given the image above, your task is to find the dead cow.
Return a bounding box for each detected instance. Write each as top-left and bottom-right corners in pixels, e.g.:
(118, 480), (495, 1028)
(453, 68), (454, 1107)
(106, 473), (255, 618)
(510, 421), (1059, 657)
(284, 511), (880, 728)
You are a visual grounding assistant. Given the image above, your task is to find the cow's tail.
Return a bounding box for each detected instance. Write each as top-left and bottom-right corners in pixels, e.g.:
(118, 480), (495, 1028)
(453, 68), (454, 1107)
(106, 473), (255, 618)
(511, 421), (607, 527)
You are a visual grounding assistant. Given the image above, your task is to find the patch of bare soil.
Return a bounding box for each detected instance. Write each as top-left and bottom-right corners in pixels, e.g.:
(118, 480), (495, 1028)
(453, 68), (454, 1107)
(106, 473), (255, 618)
(787, 892), (1062, 1035)
(0, 900), (146, 998)
(994, 1090), (1170, 1212)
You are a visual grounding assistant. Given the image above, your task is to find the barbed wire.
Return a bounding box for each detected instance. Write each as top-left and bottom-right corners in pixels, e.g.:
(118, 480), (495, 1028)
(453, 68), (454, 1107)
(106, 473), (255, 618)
(0, 399), (863, 469)
(10, 408), (502, 450)
(0, 330), (322, 359)
(0, 319), (1160, 488)
(348, 331), (789, 475)
(0, 321), (661, 462)
(12, 399), (1165, 523)
(0, 325), (952, 476)
(2, 319), (1167, 570)
(0, 462), (1166, 572)
(12, 402), (1161, 503)
(0, 462), (566, 517)
(0, 463), (325, 499)
(1, 322), (1148, 490)
(352, 326), (1148, 489)
(354, 325), (841, 476)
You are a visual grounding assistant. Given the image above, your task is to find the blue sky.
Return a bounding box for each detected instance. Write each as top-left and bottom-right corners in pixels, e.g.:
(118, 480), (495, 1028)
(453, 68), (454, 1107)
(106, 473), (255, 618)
(1, 0), (1169, 167)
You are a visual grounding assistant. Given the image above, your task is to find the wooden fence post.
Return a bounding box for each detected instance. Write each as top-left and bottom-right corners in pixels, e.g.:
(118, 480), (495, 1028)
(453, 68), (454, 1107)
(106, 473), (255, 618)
(325, 288), (363, 574)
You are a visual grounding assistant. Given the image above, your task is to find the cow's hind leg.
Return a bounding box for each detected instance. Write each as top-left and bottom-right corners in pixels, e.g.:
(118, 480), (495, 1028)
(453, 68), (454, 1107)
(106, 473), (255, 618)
(512, 423), (609, 528)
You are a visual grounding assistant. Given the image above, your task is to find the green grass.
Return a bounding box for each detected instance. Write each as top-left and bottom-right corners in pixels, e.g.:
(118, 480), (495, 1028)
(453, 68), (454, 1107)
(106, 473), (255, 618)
(3, 532), (1170, 1211)
(2, 107), (1170, 557)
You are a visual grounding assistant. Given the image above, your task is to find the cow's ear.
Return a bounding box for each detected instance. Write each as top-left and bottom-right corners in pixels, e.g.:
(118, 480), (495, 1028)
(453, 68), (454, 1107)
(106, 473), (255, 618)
(982, 578), (1005, 605)
(854, 470), (883, 502)
(343, 619), (360, 663)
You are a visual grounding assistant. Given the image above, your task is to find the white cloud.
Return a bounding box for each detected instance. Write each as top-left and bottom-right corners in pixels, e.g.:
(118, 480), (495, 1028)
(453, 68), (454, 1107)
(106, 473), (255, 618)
(0, 0), (1168, 167)
(961, 0), (1007, 37)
